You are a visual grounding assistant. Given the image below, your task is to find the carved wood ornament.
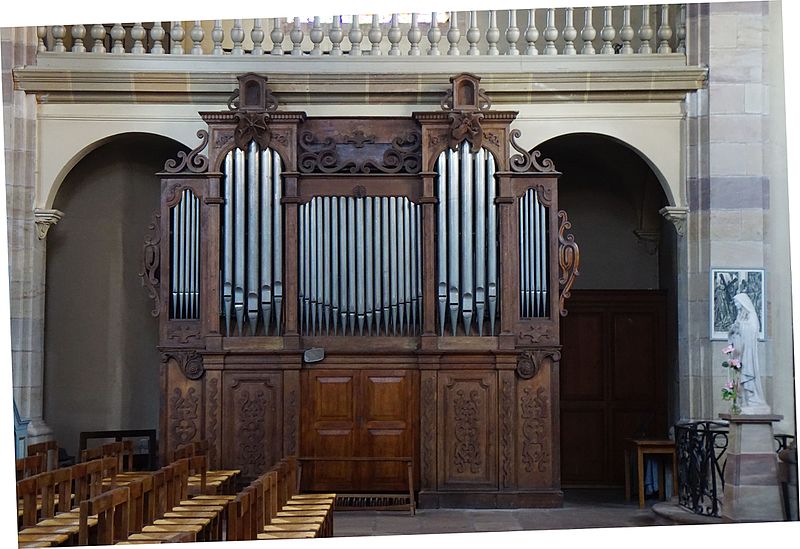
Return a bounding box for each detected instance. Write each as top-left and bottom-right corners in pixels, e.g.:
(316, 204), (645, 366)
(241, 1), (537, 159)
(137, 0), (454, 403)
(139, 210), (161, 317)
(558, 210), (581, 317)
(440, 73), (493, 153)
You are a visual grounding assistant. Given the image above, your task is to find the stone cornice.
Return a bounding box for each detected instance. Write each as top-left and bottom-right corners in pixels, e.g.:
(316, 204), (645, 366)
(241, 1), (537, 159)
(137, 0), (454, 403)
(14, 56), (707, 105)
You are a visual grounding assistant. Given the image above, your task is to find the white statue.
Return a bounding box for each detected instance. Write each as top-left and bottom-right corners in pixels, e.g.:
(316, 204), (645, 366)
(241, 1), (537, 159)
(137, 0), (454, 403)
(727, 292), (770, 414)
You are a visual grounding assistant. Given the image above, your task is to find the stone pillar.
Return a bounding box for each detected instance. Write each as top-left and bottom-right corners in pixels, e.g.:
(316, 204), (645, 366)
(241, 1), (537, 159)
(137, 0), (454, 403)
(720, 413), (785, 522)
(2, 26), (53, 444)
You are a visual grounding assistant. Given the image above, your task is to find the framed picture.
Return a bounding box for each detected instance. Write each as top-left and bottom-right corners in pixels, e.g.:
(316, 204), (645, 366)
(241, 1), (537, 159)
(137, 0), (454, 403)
(710, 268), (765, 340)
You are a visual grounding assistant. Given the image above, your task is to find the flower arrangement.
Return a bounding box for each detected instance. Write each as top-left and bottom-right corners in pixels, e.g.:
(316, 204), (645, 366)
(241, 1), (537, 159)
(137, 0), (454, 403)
(721, 344), (742, 414)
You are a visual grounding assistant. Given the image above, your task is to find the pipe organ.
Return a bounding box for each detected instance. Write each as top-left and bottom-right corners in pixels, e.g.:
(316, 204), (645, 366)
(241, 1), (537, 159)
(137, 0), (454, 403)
(148, 73), (580, 507)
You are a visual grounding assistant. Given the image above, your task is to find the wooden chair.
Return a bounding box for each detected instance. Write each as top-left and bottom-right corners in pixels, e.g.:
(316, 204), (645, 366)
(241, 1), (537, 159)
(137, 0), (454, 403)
(27, 441), (58, 471)
(17, 469), (80, 544)
(160, 462), (223, 541)
(79, 486), (130, 545)
(192, 440), (240, 493)
(226, 486), (255, 541)
(256, 476), (324, 538)
(17, 455), (45, 480)
(127, 477), (203, 543)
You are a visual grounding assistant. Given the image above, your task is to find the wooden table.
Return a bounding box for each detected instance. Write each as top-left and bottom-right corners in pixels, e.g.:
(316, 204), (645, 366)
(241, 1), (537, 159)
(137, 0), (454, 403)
(624, 438), (678, 509)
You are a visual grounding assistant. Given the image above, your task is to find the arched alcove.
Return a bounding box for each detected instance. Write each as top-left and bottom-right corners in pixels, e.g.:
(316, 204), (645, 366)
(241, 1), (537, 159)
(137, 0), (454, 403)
(536, 133), (678, 490)
(44, 133), (187, 457)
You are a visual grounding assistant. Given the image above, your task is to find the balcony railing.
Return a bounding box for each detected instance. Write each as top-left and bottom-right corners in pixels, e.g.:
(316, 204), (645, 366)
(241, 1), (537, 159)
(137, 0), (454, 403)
(35, 6), (687, 60)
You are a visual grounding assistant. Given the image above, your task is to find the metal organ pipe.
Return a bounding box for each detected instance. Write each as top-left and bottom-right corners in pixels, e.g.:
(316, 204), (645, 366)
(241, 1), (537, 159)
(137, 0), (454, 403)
(446, 148), (460, 336)
(487, 154), (498, 335)
(460, 141), (474, 336)
(364, 198), (374, 335)
(519, 188), (549, 318)
(436, 154), (448, 337)
(323, 196), (331, 335)
(474, 148), (486, 336)
(219, 144), (283, 336)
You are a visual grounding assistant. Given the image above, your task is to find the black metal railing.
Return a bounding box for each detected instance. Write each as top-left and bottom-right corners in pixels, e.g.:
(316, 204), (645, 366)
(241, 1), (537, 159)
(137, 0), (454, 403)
(675, 421), (795, 518)
(675, 420), (729, 517)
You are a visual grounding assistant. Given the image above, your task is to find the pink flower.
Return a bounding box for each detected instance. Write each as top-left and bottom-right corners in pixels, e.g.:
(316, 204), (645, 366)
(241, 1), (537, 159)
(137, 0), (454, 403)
(729, 358), (741, 369)
(725, 380), (734, 390)
(722, 344), (735, 355)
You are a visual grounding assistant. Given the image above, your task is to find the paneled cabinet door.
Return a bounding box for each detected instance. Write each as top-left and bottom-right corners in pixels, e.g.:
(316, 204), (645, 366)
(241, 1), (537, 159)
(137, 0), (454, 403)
(437, 371), (498, 491)
(302, 369), (415, 493)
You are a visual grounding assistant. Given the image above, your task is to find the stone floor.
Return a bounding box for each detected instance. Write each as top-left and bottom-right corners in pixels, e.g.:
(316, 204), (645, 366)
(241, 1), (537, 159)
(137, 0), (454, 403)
(333, 489), (675, 537)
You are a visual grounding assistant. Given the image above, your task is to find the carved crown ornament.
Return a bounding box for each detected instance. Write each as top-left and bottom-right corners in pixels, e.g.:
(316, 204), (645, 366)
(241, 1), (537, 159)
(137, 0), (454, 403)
(227, 73), (279, 152)
(440, 73), (493, 153)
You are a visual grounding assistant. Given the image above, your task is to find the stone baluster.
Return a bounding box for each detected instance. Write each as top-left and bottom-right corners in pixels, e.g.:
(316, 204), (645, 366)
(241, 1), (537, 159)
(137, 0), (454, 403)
(447, 12), (461, 55)
(110, 23), (126, 54)
(467, 11), (480, 55)
(676, 4), (687, 54)
(231, 20), (245, 55)
(212, 20), (224, 55)
(388, 14), (402, 55)
(428, 12), (441, 55)
(151, 23), (165, 54)
(505, 10), (519, 55)
(170, 22), (185, 55)
(563, 8), (577, 55)
(408, 13), (421, 55)
(486, 11), (499, 55)
(91, 24), (107, 54)
(638, 6), (653, 54)
(189, 21), (204, 55)
(51, 26), (66, 53)
(657, 4), (672, 53)
(290, 17), (304, 56)
(600, 6), (616, 54)
(310, 17), (324, 56)
(543, 8), (558, 55)
(271, 18), (284, 55)
(369, 15), (383, 55)
(131, 22), (146, 54)
(619, 6), (634, 54)
(37, 27), (47, 53)
(330, 16), (344, 56)
(581, 7), (596, 55)
(71, 25), (86, 53)
(349, 15), (362, 56)
(252, 19), (265, 55)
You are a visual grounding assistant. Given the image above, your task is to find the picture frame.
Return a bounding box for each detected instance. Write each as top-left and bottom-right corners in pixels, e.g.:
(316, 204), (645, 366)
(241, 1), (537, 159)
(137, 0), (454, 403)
(710, 268), (765, 340)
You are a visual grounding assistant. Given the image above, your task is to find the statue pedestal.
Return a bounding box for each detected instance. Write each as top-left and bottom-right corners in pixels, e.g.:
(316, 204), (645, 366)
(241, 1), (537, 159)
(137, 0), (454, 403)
(719, 413), (785, 522)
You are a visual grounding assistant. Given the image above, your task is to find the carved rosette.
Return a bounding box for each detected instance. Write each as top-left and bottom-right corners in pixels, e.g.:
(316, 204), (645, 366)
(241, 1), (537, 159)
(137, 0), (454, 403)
(452, 389), (482, 474)
(520, 386), (549, 473)
(509, 129), (557, 173)
(139, 210), (161, 317)
(234, 112), (273, 151)
(169, 387), (199, 448)
(421, 377), (435, 487)
(237, 389), (268, 478)
(448, 111), (485, 152)
(558, 210), (581, 317)
(163, 130), (210, 174)
(162, 350), (205, 380)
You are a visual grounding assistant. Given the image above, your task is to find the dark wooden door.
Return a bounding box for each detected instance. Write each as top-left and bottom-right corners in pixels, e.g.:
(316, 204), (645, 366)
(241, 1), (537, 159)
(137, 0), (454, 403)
(560, 290), (668, 486)
(301, 369), (416, 492)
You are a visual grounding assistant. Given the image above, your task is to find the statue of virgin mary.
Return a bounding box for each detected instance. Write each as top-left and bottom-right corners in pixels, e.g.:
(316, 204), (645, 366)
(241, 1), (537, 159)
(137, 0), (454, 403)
(727, 293), (769, 414)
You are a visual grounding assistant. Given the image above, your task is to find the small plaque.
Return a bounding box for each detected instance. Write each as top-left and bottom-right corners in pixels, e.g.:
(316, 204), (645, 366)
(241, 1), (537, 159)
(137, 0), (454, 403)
(303, 347), (325, 364)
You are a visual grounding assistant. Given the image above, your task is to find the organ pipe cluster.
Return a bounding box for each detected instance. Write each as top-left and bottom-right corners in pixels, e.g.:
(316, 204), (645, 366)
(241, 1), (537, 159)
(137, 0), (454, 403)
(436, 142), (499, 336)
(220, 143), (284, 336)
(299, 196), (422, 336)
(170, 189), (200, 319)
(519, 188), (549, 318)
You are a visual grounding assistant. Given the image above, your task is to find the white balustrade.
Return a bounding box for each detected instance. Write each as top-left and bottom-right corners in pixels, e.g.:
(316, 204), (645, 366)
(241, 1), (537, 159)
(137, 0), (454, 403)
(36, 8), (689, 58)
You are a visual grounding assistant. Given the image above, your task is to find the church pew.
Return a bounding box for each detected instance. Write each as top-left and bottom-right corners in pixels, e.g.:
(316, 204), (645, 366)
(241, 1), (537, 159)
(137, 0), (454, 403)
(17, 455), (46, 481)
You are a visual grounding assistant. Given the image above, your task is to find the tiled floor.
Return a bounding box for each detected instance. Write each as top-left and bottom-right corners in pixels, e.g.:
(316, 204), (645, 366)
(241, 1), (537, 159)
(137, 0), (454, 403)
(333, 490), (674, 537)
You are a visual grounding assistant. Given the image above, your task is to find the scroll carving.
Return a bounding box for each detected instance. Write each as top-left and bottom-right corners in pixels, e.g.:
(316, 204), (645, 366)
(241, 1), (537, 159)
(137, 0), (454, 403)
(516, 349), (561, 380)
(421, 377), (435, 487)
(500, 379), (513, 488)
(558, 210), (581, 317)
(517, 324), (551, 345)
(298, 129), (421, 174)
(170, 387), (199, 447)
(163, 130), (209, 173)
(509, 129), (557, 173)
(453, 389), (482, 474)
(162, 350), (205, 380)
(139, 210), (161, 317)
(237, 389), (268, 478)
(520, 386), (549, 473)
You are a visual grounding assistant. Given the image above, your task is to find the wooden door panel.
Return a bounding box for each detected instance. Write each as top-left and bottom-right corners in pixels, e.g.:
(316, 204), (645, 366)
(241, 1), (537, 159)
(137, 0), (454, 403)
(560, 408), (605, 484)
(438, 372), (497, 491)
(560, 311), (604, 401)
(612, 312), (659, 402)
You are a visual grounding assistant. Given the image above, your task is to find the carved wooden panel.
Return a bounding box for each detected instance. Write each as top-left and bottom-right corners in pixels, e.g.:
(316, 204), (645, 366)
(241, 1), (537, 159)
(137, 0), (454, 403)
(222, 372), (283, 479)
(162, 355), (204, 461)
(283, 370), (300, 458)
(516, 361), (555, 490)
(499, 370), (516, 490)
(437, 371), (497, 491)
(419, 371), (437, 490)
(203, 371), (222, 468)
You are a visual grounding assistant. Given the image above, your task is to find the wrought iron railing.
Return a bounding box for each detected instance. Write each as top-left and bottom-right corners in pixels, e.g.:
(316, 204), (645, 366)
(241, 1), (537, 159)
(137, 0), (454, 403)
(675, 420), (796, 518)
(675, 420), (729, 517)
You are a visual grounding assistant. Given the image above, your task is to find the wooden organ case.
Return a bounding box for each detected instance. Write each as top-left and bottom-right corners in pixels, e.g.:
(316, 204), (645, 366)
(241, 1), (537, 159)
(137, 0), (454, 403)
(145, 73), (580, 508)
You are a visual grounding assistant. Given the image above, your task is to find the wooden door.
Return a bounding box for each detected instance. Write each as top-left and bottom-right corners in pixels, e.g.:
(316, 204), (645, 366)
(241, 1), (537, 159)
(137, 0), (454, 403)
(559, 290), (668, 486)
(301, 369), (416, 492)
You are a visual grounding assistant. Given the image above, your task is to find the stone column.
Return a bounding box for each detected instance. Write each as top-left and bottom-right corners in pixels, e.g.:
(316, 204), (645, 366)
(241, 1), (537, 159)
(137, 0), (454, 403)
(2, 26), (54, 444)
(720, 413), (785, 522)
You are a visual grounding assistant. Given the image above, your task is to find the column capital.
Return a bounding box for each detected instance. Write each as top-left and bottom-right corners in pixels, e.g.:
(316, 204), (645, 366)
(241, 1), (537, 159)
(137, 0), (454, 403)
(659, 206), (689, 237)
(33, 208), (64, 240)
